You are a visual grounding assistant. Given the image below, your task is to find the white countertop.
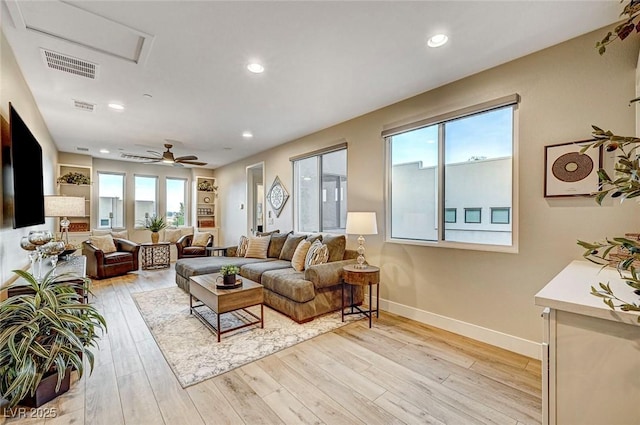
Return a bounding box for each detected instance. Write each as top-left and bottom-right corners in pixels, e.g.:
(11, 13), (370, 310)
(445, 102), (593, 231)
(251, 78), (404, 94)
(535, 260), (640, 326)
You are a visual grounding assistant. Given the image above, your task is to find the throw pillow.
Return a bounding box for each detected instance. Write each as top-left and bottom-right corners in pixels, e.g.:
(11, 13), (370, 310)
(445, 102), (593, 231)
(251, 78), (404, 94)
(90, 234), (117, 253)
(192, 232), (211, 247)
(305, 240), (329, 269)
(244, 235), (271, 259)
(111, 229), (129, 240)
(306, 233), (323, 244)
(91, 228), (111, 236)
(164, 228), (183, 243)
(267, 232), (290, 258)
(291, 240), (312, 272)
(322, 234), (346, 262)
(257, 229), (280, 237)
(237, 236), (249, 257)
(279, 233), (307, 261)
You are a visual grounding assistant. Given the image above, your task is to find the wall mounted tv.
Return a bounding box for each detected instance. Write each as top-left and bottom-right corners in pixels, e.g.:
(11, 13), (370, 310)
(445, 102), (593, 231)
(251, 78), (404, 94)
(2, 103), (45, 229)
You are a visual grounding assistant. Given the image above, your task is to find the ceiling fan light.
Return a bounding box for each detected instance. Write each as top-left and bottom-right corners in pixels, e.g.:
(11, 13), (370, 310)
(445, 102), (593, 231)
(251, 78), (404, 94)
(162, 159), (173, 164)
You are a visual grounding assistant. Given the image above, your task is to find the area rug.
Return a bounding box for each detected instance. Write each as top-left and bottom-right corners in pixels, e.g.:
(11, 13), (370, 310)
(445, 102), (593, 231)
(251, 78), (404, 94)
(132, 286), (354, 388)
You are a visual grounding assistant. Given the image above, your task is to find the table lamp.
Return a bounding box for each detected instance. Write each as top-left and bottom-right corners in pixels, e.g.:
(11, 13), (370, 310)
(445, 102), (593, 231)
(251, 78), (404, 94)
(345, 212), (378, 269)
(44, 195), (85, 244)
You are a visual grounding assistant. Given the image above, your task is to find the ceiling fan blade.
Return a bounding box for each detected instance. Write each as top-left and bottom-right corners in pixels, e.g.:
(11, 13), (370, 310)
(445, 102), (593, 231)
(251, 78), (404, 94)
(121, 153), (162, 161)
(177, 160), (207, 166)
(175, 155), (198, 161)
(172, 162), (185, 167)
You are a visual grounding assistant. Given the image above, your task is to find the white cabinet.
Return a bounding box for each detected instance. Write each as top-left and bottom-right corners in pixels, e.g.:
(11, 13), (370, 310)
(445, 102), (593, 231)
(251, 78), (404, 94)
(536, 261), (640, 425)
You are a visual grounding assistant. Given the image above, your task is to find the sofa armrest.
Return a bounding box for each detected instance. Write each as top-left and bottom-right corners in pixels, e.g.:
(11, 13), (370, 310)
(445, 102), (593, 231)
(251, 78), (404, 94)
(304, 259), (356, 290)
(114, 238), (140, 254)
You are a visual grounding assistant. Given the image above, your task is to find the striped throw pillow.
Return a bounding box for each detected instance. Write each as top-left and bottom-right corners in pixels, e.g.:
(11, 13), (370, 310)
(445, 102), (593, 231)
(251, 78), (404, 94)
(244, 235), (271, 259)
(237, 236), (249, 257)
(291, 240), (312, 272)
(305, 240), (329, 269)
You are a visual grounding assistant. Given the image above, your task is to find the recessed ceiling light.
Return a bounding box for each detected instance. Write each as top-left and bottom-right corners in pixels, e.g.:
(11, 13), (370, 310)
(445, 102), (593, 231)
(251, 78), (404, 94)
(108, 103), (125, 110)
(223, 147), (232, 151)
(427, 34), (448, 48)
(99, 148), (110, 154)
(247, 63), (264, 74)
(242, 131), (253, 139)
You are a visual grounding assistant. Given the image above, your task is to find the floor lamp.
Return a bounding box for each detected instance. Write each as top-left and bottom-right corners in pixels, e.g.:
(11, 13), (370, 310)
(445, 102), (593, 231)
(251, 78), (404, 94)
(345, 212), (378, 269)
(44, 195), (86, 244)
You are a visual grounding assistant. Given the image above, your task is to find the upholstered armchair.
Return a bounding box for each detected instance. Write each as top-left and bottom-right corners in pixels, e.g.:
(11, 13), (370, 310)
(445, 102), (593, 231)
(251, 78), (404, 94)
(83, 238), (141, 279)
(176, 234), (213, 259)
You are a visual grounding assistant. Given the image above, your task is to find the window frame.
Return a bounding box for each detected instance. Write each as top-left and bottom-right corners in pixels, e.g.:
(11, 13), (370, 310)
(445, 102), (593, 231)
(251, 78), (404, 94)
(133, 174), (159, 229)
(464, 208), (482, 224)
(444, 208), (457, 223)
(97, 171), (126, 229)
(383, 95), (519, 253)
(291, 142), (348, 233)
(166, 177), (189, 227)
(491, 207), (511, 224)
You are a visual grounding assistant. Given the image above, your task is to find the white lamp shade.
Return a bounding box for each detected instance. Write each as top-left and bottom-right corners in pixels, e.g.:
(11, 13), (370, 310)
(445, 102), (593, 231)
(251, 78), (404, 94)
(345, 212), (378, 235)
(44, 196), (85, 217)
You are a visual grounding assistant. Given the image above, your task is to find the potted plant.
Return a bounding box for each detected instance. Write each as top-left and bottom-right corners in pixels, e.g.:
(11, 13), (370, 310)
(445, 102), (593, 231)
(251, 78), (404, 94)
(141, 215), (167, 244)
(219, 265), (239, 285)
(0, 269), (106, 408)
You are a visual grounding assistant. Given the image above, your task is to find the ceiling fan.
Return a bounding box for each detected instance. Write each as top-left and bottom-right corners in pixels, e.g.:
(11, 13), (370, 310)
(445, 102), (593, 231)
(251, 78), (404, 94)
(121, 143), (207, 166)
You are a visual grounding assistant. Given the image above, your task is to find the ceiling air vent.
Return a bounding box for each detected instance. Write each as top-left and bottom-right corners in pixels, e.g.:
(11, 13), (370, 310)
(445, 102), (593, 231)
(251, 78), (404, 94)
(76, 147), (89, 152)
(73, 100), (95, 112)
(41, 49), (97, 79)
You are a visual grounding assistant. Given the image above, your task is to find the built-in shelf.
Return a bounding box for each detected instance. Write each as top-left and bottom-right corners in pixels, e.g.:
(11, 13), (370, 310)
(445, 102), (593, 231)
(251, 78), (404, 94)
(57, 164), (92, 235)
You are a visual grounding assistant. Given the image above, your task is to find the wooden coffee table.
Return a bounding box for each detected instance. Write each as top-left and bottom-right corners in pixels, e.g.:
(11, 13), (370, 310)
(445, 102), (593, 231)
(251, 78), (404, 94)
(189, 273), (264, 342)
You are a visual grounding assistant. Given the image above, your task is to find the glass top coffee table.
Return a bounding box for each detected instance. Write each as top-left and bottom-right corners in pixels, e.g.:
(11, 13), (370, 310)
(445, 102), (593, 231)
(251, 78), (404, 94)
(189, 273), (264, 342)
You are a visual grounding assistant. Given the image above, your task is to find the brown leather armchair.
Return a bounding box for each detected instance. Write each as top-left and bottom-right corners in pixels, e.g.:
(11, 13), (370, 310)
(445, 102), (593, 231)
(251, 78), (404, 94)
(83, 238), (141, 279)
(176, 234), (213, 259)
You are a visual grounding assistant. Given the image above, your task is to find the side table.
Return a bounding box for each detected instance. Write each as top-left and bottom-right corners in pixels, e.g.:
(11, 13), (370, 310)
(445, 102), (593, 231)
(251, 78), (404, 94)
(141, 242), (171, 270)
(206, 246), (227, 257)
(342, 264), (380, 328)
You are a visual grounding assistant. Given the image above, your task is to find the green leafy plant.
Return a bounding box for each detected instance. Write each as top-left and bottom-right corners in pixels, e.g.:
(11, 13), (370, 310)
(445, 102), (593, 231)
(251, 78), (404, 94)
(219, 265), (239, 276)
(140, 215), (167, 232)
(56, 172), (90, 185)
(596, 0), (640, 55)
(0, 269), (106, 407)
(197, 180), (217, 192)
(578, 126), (640, 321)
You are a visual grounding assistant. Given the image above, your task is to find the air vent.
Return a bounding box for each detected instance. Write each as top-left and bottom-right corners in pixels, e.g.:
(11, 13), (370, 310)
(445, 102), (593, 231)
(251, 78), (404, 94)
(41, 49), (97, 79)
(73, 100), (95, 112)
(76, 147), (89, 152)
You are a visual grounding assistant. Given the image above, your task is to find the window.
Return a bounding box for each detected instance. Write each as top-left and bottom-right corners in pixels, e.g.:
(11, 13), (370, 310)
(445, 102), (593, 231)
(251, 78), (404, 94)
(292, 144), (347, 233)
(98, 172), (124, 228)
(166, 178), (187, 226)
(385, 95), (517, 250)
(134, 176), (158, 227)
(444, 208), (457, 223)
(491, 207), (510, 224)
(464, 208), (482, 223)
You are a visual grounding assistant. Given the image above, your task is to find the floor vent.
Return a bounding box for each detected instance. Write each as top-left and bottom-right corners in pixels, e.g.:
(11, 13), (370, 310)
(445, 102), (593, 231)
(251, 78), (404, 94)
(42, 49), (97, 79)
(73, 100), (95, 112)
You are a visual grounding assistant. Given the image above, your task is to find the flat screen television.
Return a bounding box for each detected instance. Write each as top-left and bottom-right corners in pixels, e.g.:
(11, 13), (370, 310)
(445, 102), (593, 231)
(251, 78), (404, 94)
(2, 103), (45, 228)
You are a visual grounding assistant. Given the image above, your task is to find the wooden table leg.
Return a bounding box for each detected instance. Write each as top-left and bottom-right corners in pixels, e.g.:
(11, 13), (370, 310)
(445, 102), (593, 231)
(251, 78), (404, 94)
(368, 283), (372, 328)
(341, 281), (345, 322)
(217, 313), (221, 342)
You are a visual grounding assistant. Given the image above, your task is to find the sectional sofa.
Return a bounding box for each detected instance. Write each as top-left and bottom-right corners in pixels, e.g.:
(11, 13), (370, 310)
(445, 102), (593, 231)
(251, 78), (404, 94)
(174, 232), (364, 322)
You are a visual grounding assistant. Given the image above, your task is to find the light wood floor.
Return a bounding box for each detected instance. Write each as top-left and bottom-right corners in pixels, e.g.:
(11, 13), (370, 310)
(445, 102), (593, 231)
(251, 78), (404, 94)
(2, 266), (542, 425)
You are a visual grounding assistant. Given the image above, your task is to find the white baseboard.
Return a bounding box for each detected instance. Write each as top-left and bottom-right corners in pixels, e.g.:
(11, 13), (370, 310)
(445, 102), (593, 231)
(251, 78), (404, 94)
(378, 298), (542, 360)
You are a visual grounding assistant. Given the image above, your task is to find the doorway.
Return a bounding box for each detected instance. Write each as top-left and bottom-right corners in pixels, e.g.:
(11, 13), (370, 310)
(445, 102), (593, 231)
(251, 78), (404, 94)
(246, 162), (265, 235)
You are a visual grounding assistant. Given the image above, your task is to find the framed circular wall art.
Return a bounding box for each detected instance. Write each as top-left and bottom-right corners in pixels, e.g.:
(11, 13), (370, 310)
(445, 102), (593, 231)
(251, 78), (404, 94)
(267, 176), (289, 217)
(544, 140), (603, 197)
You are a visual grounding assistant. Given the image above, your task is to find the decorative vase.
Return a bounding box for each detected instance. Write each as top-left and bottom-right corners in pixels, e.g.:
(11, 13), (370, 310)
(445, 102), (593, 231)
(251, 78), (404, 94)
(223, 274), (236, 285)
(151, 232), (159, 244)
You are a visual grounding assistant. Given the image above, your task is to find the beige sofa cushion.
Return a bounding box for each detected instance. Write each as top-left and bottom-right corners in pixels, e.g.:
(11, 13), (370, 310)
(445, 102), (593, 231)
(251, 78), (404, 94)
(192, 231), (211, 247)
(245, 235), (271, 259)
(305, 240), (329, 269)
(291, 240), (311, 272)
(90, 234), (117, 253)
(279, 234), (307, 261)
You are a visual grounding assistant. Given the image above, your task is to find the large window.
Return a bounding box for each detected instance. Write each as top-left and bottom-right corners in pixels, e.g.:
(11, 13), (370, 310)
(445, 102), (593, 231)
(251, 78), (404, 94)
(166, 178), (187, 226)
(98, 172), (125, 228)
(134, 175), (157, 226)
(386, 95), (517, 250)
(293, 145), (347, 233)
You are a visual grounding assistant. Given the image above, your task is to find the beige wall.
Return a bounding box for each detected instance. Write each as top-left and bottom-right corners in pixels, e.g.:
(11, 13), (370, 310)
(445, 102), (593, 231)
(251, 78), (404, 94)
(214, 28), (640, 346)
(0, 31), (57, 290)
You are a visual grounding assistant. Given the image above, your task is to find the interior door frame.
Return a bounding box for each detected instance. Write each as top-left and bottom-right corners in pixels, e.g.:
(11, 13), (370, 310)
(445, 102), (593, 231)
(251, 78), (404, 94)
(246, 161), (265, 235)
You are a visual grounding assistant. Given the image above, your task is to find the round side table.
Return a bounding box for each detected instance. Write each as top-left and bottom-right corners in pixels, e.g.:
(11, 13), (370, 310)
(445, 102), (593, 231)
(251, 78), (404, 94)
(342, 264), (380, 328)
